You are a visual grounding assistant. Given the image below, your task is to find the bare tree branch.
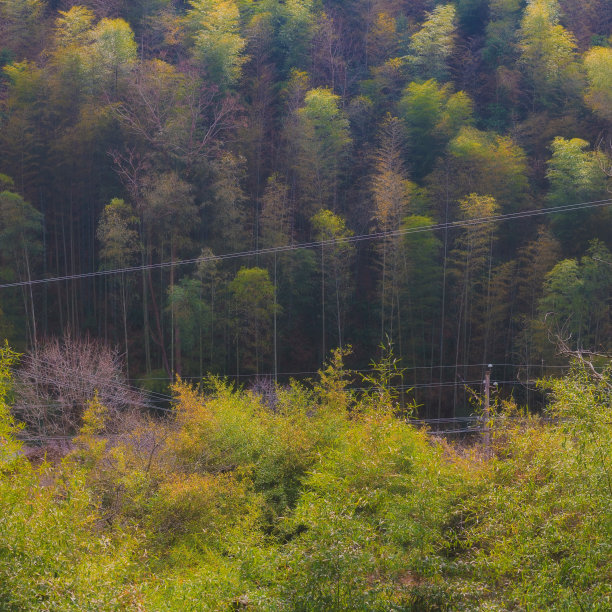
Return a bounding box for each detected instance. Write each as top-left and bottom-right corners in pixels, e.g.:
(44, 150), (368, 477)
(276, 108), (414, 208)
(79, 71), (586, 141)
(13, 333), (145, 437)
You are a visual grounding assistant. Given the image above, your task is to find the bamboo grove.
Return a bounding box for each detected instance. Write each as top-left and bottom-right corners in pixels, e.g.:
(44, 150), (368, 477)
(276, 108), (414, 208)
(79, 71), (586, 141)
(0, 0), (611, 415)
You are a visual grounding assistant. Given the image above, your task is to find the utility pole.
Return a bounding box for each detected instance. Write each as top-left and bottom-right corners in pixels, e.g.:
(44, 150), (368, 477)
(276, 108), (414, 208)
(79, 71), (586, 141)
(483, 364), (492, 457)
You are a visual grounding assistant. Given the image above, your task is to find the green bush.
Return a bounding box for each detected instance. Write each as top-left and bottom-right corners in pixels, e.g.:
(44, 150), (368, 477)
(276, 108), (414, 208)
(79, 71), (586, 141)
(1, 346), (610, 610)
(444, 364), (612, 610)
(272, 413), (463, 610)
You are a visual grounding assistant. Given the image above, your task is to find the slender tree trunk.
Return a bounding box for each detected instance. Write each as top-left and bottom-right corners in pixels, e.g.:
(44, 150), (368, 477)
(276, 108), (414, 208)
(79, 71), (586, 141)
(121, 274), (129, 377)
(333, 254), (342, 349)
(438, 167), (450, 418)
(482, 235), (494, 367)
(210, 282), (215, 371)
(142, 244), (151, 374)
(273, 253), (278, 382)
(23, 243), (37, 352)
(321, 245), (326, 359)
(381, 240), (387, 343)
(147, 265), (171, 376)
(170, 239), (181, 377)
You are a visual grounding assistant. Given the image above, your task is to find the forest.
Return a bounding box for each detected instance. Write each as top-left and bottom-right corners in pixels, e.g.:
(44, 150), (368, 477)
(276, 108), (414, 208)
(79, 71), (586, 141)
(0, 0), (610, 417)
(0, 1), (611, 609)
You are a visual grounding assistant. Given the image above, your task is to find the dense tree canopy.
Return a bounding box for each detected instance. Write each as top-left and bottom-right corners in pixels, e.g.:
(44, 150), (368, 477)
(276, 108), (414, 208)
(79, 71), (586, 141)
(0, 0), (610, 416)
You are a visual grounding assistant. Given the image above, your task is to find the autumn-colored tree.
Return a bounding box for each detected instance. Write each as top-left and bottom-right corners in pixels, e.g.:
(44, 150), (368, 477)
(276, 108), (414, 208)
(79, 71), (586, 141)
(207, 153), (249, 254)
(88, 17), (138, 95)
(365, 10), (398, 68)
(0, 60), (49, 199)
(518, 0), (579, 105)
(442, 126), (529, 212)
(398, 79), (473, 178)
(546, 137), (610, 250)
(371, 115), (412, 345)
(186, 0), (247, 87)
(115, 59), (239, 172)
(0, 0), (44, 59)
(546, 137), (607, 206)
(310, 12), (347, 94)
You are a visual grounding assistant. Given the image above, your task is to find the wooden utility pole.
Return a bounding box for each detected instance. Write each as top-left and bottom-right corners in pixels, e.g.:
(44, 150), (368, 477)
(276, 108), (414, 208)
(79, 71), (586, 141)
(483, 364), (492, 457)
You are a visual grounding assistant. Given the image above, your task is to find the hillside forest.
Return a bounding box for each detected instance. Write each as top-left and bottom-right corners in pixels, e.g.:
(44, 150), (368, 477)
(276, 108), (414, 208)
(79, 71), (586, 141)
(0, 0), (611, 416)
(1, 2), (612, 610)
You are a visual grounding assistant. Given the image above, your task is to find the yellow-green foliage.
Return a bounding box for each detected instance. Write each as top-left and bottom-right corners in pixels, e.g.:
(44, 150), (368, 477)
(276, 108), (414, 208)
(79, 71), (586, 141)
(0, 343), (21, 470)
(147, 471), (261, 553)
(446, 365), (612, 610)
(274, 413), (463, 610)
(170, 373), (348, 519)
(0, 464), (142, 610)
(0, 347), (610, 610)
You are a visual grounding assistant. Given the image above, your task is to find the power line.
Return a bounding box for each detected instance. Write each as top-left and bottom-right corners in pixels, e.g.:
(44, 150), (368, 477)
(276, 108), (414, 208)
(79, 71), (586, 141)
(1, 198), (610, 290)
(18, 354), (174, 402)
(16, 366), (172, 406)
(9, 358), (556, 406)
(129, 362), (568, 381)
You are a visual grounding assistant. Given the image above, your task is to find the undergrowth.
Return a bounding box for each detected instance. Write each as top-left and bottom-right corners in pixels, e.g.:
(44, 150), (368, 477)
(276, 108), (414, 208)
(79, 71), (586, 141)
(0, 348), (610, 610)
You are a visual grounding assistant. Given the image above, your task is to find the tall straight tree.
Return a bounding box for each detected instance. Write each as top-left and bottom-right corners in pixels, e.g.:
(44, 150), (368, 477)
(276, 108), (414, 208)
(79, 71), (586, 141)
(97, 198), (140, 374)
(406, 4), (456, 81)
(207, 153), (249, 255)
(398, 215), (442, 378)
(518, 0), (579, 105)
(514, 227), (562, 396)
(293, 88), (351, 216)
(0, 185), (42, 349)
(537, 241), (612, 354)
(143, 172), (198, 377)
(449, 194), (500, 398)
(187, 0), (247, 87)
(259, 174), (292, 378)
(583, 46), (612, 123)
(371, 115), (412, 349)
(311, 209), (355, 356)
(398, 79), (473, 179)
(229, 266), (279, 375)
(546, 137), (610, 251)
